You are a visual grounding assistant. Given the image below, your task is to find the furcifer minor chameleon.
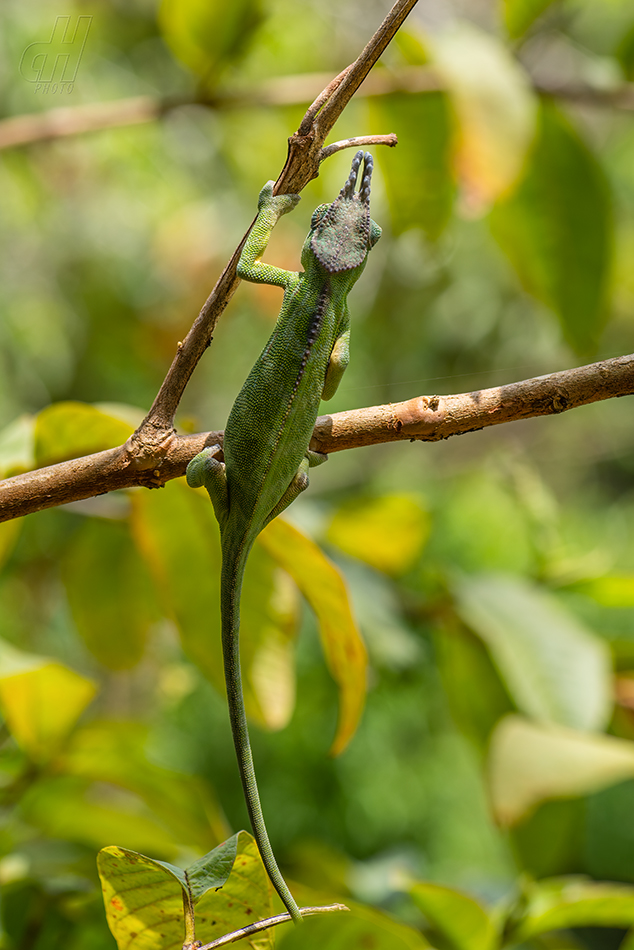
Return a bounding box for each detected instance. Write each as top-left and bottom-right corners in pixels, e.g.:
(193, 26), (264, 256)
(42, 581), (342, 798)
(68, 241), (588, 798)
(186, 151), (381, 922)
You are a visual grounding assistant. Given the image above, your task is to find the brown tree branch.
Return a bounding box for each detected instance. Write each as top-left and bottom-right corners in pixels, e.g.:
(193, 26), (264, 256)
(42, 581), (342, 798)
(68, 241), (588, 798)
(320, 133), (398, 160)
(196, 903), (349, 949)
(2, 354), (633, 524)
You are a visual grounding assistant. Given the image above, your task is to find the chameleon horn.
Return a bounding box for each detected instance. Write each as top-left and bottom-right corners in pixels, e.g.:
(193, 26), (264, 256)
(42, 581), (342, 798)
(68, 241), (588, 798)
(341, 149), (364, 199)
(359, 152), (373, 204)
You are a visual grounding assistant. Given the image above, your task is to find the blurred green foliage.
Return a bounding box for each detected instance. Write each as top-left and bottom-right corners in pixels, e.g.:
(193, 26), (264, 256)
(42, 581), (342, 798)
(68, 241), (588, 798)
(3, 0), (634, 947)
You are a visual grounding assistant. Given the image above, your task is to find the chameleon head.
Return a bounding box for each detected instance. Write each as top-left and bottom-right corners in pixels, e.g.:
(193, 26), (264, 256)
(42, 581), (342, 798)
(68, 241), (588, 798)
(309, 150), (381, 274)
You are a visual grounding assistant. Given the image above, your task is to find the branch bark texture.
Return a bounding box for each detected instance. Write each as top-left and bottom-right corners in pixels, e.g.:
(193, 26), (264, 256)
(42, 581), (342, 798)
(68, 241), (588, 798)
(1, 355), (632, 523)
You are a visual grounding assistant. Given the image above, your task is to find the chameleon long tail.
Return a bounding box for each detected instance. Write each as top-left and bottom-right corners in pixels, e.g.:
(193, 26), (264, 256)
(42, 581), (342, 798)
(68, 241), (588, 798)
(220, 546), (303, 924)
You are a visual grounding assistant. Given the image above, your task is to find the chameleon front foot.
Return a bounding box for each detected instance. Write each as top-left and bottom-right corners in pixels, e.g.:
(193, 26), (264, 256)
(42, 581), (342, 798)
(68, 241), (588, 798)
(257, 181), (301, 219)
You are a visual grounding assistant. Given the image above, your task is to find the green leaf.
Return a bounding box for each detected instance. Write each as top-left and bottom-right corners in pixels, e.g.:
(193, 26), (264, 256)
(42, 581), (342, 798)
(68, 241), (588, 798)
(616, 20), (634, 82)
(100, 846), (197, 950)
(60, 720), (229, 850)
(434, 623), (514, 751)
(131, 479), (224, 694)
(0, 519), (22, 572)
(99, 831), (273, 950)
(580, 575), (634, 608)
(279, 897), (429, 949)
(369, 93), (455, 239)
(241, 541), (300, 730)
(34, 402), (134, 467)
(327, 494), (430, 575)
(428, 21), (537, 210)
(62, 518), (157, 670)
(132, 479), (299, 728)
(159, 0), (263, 82)
(436, 468), (534, 575)
(0, 414), (35, 478)
(511, 877), (634, 942)
(0, 639), (96, 762)
(490, 101), (612, 354)
(453, 573), (612, 731)
(259, 518), (367, 756)
(503, 0), (559, 38)
(20, 775), (186, 857)
(488, 715), (634, 826)
(409, 881), (496, 950)
(179, 837), (239, 900)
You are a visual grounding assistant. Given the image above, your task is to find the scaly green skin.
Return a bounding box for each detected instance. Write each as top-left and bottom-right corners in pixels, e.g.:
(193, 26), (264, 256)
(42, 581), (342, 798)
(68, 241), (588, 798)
(186, 152), (381, 923)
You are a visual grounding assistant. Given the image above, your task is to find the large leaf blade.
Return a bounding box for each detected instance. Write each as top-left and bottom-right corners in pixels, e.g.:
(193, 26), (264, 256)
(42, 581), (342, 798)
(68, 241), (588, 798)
(0, 639), (96, 762)
(279, 895), (429, 949)
(98, 832), (272, 950)
(512, 877), (634, 942)
(369, 92), (455, 239)
(409, 881), (496, 950)
(429, 22), (536, 210)
(259, 518), (367, 755)
(34, 401), (134, 467)
(327, 494), (430, 575)
(503, 0), (559, 38)
(60, 720), (229, 850)
(490, 101), (612, 354)
(488, 715), (634, 826)
(99, 845), (190, 950)
(159, 0), (263, 82)
(132, 479), (299, 728)
(62, 517), (157, 670)
(454, 572), (612, 731)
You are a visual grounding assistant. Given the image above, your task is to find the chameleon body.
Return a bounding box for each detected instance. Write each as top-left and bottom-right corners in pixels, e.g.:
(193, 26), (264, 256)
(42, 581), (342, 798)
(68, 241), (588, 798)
(186, 152), (381, 922)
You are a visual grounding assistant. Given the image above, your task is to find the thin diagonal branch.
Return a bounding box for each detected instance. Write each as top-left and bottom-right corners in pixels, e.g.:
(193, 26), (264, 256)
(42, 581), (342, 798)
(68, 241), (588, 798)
(1, 354), (633, 523)
(197, 903), (348, 949)
(311, 0), (420, 135)
(320, 133), (397, 160)
(275, 0), (420, 196)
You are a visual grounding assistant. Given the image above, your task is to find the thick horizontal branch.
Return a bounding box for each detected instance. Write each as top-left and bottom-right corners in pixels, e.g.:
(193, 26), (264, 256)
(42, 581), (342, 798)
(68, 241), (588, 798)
(3, 67), (633, 151)
(312, 353), (634, 451)
(1, 353), (632, 523)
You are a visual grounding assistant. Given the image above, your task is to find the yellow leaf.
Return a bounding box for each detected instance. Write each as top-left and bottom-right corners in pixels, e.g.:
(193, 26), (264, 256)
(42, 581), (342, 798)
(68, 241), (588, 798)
(430, 22), (536, 212)
(34, 402), (134, 467)
(327, 494), (429, 575)
(488, 715), (634, 826)
(582, 576), (634, 608)
(259, 519), (367, 756)
(0, 640), (96, 761)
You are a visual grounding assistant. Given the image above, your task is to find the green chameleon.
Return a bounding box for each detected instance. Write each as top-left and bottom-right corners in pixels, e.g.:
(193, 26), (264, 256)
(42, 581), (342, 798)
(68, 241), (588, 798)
(186, 151), (381, 922)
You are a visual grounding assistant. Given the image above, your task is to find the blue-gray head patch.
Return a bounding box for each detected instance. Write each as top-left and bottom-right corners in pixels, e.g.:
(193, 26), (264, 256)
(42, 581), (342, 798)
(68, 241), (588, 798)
(311, 150), (374, 273)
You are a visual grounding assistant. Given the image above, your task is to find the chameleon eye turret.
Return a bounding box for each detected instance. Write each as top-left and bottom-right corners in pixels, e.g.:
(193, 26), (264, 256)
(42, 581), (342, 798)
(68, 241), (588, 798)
(310, 150), (374, 273)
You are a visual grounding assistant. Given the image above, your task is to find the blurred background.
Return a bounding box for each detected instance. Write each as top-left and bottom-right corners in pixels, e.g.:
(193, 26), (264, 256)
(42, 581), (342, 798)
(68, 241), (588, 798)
(3, 0), (634, 947)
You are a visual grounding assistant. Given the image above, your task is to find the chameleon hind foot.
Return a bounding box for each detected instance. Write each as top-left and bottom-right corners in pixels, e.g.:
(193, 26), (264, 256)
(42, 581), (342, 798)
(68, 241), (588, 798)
(263, 451), (328, 528)
(186, 446), (229, 526)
